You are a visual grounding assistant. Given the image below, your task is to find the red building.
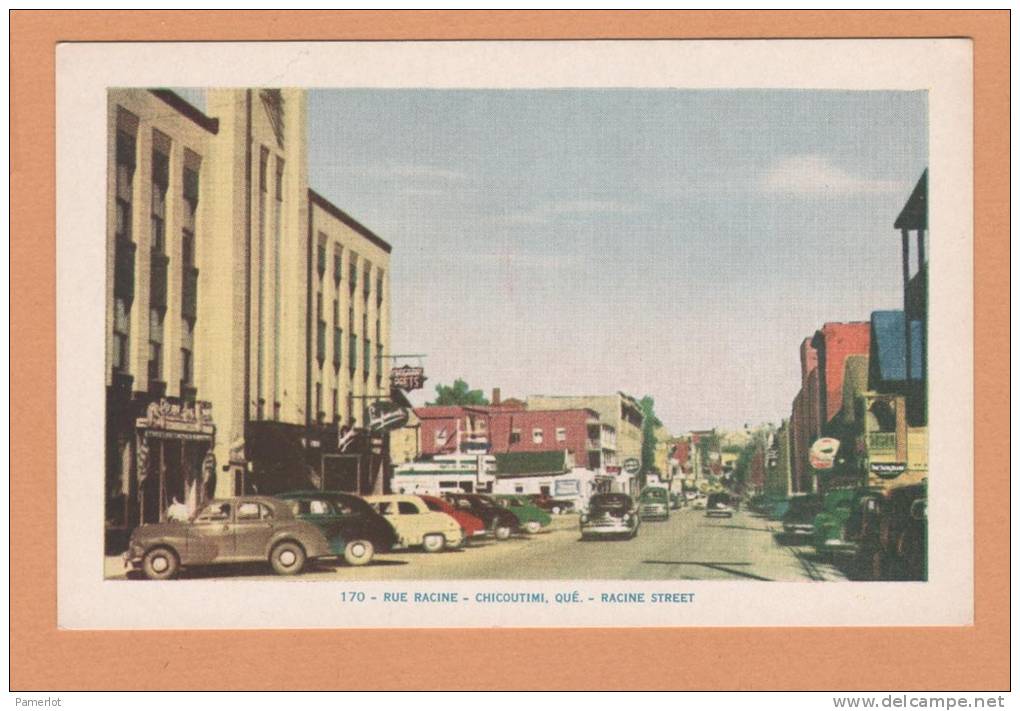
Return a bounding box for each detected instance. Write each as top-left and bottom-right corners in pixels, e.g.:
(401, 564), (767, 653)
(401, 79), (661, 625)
(415, 406), (490, 456)
(810, 322), (872, 425)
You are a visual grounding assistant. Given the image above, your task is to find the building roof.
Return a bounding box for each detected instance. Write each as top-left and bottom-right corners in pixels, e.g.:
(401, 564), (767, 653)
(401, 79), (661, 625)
(894, 170), (928, 231)
(869, 310), (924, 383)
(494, 451), (570, 477)
(309, 189), (393, 254)
(414, 405), (489, 419)
(149, 89), (219, 134)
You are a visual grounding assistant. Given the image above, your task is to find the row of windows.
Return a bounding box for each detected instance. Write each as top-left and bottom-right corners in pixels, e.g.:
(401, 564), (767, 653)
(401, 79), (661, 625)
(112, 123), (200, 400)
(316, 233), (386, 305)
(436, 426), (574, 448)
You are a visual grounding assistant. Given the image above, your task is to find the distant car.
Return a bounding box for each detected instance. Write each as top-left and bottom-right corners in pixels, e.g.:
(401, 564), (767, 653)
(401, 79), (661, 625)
(781, 494), (824, 537)
(364, 495), (465, 552)
(124, 496), (332, 580)
(419, 495), (487, 541)
(638, 487), (670, 521)
(491, 494), (552, 534)
(276, 491), (398, 566)
(705, 492), (734, 518)
(443, 492), (521, 540)
(580, 493), (640, 540)
(527, 493), (575, 515)
(692, 495), (708, 510)
(669, 492), (683, 510)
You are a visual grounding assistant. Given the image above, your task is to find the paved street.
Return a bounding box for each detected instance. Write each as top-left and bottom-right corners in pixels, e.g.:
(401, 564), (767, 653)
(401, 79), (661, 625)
(106, 509), (847, 582)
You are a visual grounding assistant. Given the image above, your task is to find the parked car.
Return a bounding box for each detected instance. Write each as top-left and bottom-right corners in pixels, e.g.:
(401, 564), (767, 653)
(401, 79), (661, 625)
(691, 495), (708, 510)
(669, 492), (683, 510)
(124, 496), (332, 580)
(364, 495), (465, 552)
(276, 491), (398, 566)
(491, 494), (552, 534)
(705, 492), (735, 518)
(419, 495), (487, 541)
(781, 494), (823, 537)
(638, 487), (670, 521)
(527, 493), (575, 514)
(443, 492), (521, 540)
(767, 499), (792, 521)
(854, 483), (927, 581)
(811, 487), (881, 558)
(579, 493), (640, 540)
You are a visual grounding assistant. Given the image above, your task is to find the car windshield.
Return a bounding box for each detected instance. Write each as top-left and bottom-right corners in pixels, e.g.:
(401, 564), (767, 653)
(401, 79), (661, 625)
(641, 489), (668, 501)
(590, 494), (632, 509)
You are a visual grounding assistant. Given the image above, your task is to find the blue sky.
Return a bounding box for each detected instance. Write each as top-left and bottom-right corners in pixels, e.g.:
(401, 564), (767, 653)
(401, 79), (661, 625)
(182, 88), (928, 432)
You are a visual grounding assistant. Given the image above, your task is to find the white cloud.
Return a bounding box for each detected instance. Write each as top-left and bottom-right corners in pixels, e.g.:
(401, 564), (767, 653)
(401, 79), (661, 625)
(758, 155), (907, 197)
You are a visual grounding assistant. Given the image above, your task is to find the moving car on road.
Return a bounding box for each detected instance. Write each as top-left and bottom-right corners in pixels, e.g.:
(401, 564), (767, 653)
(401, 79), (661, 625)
(419, 495), (487, 542)
(638, 487), (671, 521)
(365, 495), (465, 552)
(579, 493), (640, 540)
(124, 496), (332, 580)
(781, 494), (823, 538)
(277, 491), (398, 566)
(705, 492), (735, 518)
(443, 493), (521, 540)
(491, 494), (552, 534)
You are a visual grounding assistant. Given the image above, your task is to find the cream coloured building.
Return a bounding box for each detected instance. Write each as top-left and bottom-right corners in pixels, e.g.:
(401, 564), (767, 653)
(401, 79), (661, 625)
(105, 88), (391, 542)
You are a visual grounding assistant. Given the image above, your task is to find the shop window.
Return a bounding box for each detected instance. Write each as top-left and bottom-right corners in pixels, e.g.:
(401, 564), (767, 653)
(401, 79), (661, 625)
(532, 428), (543, 444)
(515, 485), (524, 494)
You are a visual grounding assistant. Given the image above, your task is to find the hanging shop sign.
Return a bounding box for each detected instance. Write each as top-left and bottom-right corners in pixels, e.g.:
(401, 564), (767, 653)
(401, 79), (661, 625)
(368, 400), (411, 433)
(137, 398), (215, 435)
(809, 437), (841, 470)
(389, 365), (427, 391)
(622, 458), (641, 474)
(870, 462), (906, 479)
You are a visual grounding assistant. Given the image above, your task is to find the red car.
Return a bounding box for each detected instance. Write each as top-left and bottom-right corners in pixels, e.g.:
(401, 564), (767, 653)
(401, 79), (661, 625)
(419, 495), (487, 541)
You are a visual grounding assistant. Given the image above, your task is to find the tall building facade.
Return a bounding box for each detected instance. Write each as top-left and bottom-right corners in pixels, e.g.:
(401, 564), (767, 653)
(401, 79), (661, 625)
(105, 89), (392, 546)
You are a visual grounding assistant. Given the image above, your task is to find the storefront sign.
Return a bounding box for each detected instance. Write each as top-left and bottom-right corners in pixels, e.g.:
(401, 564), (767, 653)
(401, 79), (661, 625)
(555, 479), (581, 496)
(870, 462), (906, 478)
(368, 400), (410, 432)
(623, 458), (641, 474)
(390, 366), (426, 391)
(137, 398), (214, 435)
(809, 437), (840, 470)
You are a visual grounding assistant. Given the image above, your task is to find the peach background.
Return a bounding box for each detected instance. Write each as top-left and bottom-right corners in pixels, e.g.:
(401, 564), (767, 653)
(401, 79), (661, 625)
(11, 10), (1009, 690)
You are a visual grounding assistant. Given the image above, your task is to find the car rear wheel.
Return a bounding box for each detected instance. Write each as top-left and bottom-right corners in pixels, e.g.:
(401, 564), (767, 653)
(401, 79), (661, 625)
(343, 539), (375, 567)
(270, 541), (306, 575)
(493, 524), (512, 540)
(422, 533), (445, 553)
(524, 520), (542, 534)
(142, 546), (179, 580)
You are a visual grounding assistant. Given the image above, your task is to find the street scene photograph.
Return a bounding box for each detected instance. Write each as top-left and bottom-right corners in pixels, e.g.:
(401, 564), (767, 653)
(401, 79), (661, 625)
(104, 86), (929, 584)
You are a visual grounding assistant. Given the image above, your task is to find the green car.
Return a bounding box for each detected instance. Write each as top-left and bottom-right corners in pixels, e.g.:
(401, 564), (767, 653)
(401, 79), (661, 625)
(812, 488), (881, 557)
(491, 494), (552, 534)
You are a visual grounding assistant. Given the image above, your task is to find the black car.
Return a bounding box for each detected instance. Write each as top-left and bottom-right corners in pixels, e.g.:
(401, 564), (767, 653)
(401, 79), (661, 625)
(580, 493), (640, 540)
(443, 492), (521, 540)
(277, 491), (399, 566)
(705, 492), (735, 518)
(781, 494), (824, 537)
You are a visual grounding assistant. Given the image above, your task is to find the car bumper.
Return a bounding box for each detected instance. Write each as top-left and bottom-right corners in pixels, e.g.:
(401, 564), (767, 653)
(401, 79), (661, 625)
(706, 509), (733, 517)
(581, 519), (636, 536)
(640, 506), (669, 519)
(783, 524), (815, 535)
(820, 539), (858, 555)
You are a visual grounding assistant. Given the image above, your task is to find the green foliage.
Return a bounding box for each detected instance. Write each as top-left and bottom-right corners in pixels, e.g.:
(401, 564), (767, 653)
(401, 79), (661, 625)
(639, 396), (662, 473)
(732, 442), (756, 484)
(430, 379), (489, 406)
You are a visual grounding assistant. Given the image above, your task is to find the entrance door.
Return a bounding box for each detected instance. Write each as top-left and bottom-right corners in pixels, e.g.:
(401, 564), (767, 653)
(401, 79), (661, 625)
(233, 501), (276, 559)
(323, 454), (361, 493)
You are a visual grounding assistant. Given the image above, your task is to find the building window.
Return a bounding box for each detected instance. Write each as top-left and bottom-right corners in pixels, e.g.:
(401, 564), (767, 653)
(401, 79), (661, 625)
(346, 392), (354, 425)
(332, 299), (341, 370)
(180, 317), (194, 393)
(510, 429), (521, 445)
(556, 427), (567, 442)
(150, 150), (168, 254)
(148, 308), (164, 384)
(317, 232), (326, 277)
(532, 428), (543, 444)
(349, 253), (358, 293)
(113, 298), (130, 373)
(333, 244), (342, 284)
(332, 388), (339, 423)
(363, 263), (371, 300)
(315, 291), (325, 365)
(376, 270), (384, 306)
(435, 429), (449, 448)
(315, 382), (322, 423)
(115, 131), (135, 242)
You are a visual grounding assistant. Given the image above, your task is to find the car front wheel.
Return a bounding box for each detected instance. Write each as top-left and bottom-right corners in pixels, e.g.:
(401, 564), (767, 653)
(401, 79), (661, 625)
(551, 506), (562, 515)
(524, 521), (542, 534)
(142, 546), (179, 580)
(343, 539), (375, 567)
(270, 541), (306, 575)
(422, 533), (446, 553)
(493, 524), (512, 540)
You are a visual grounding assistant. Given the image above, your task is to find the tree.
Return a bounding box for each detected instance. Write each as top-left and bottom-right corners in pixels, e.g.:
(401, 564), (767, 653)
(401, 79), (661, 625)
(429, 379), (489, 406)
(639, 395), (662, 474)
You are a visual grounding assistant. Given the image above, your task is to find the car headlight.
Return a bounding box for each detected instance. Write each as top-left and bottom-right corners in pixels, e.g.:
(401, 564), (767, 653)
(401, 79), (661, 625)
(624, 513), (633, 523)
(580, 514), (589, 523)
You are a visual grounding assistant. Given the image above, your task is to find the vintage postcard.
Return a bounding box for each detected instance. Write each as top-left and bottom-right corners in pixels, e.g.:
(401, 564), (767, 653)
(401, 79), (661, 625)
(56, 38), (973, 629)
